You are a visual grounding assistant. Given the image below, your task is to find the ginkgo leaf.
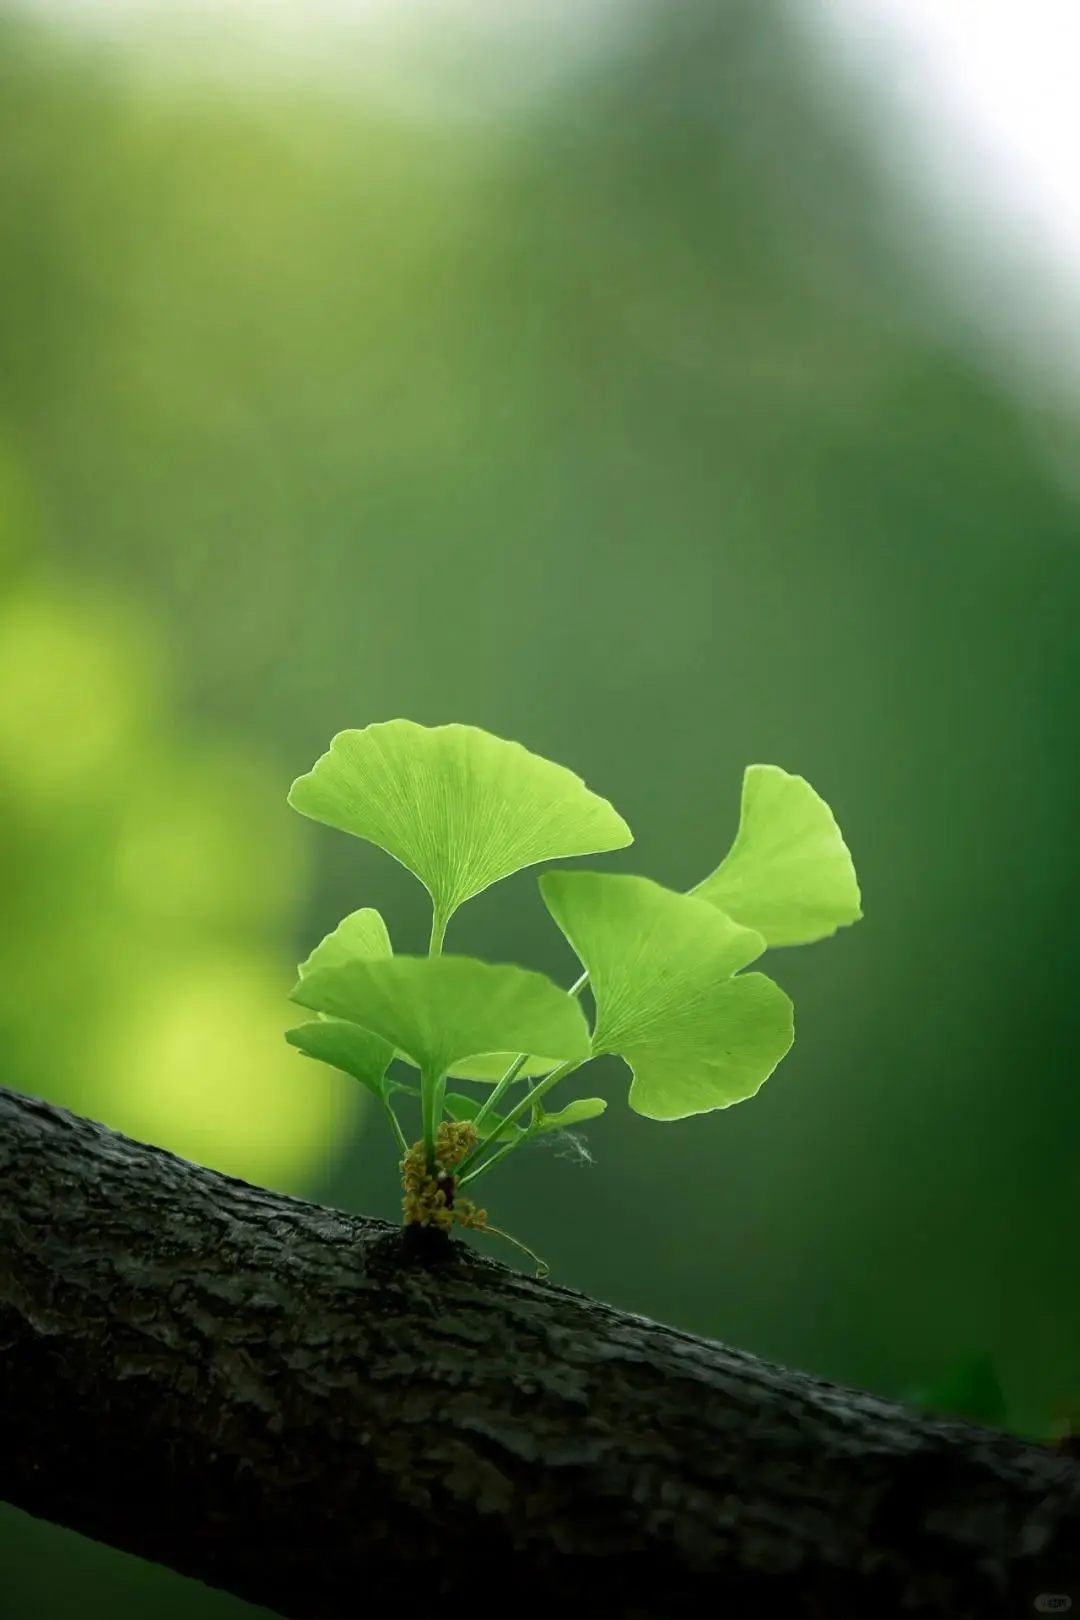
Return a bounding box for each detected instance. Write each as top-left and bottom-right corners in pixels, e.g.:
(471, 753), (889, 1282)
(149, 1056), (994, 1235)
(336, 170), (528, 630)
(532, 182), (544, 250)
(690, 764), (861, 947)
(285, 1017), (394, 1099)
(289, 954), (592, 1081)
(295, 917), (550, 1080)
(534, 1097), (607, 1132)
(540, 871), (793, 1121)
(296, 907), (392, 978)
(443, 1092), (523, 1144)
(287, 720), (632, 928)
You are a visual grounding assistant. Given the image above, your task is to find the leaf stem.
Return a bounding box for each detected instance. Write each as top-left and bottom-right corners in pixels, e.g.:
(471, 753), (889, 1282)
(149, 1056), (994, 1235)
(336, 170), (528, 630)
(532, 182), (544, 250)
(428, 908), (448, 956)
(421, 1068), (440, 1173)
(470, 1053), (528, 1137)
(469, 969), (590, 1140)
(456, 1129), (534, 1189)
(382, 1095), (409, 1156)
(456, 1058), (581, 1183)
(423, 906), (450, 1158)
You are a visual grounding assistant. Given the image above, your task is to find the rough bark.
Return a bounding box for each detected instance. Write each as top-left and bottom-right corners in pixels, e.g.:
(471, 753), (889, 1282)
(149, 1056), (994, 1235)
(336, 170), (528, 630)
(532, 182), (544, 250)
(1, 1084), (1077, 1620)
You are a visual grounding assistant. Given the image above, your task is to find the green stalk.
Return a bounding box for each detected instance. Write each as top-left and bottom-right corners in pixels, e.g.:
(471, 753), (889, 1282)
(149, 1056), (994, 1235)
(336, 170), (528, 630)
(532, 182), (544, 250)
(470, 969), (590, 1139)
(423, 902), (450, 1167)
(421, 1067), (439, 1173)
(470, 1053), (528, 1137)
(428, 906), (448, 955)
(457, 1130), (530, 1189)
(382, 1095), (409, 1156)
(456, 1058), (581, 1183)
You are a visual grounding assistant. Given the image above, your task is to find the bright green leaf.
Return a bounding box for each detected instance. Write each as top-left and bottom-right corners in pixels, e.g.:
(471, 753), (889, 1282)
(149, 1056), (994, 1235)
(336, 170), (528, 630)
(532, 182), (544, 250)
(534, 1097), (607, 1132)
(690, 765), (861, 947)
(296, 917), (552, 1082)
(540, 871), (793, 1121)
(296, 907), (392, 978)
(295, 918), (551, 1080)
(287, 720), (632, 926)
(289, 954), (592, 1081)
(444, 1092), (523, 1144)
(285, 1017), (394, 1099)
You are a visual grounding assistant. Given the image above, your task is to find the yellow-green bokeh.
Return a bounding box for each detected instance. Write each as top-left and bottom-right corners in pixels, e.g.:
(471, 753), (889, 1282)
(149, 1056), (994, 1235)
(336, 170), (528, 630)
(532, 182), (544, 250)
(0, 498), (365, 1193)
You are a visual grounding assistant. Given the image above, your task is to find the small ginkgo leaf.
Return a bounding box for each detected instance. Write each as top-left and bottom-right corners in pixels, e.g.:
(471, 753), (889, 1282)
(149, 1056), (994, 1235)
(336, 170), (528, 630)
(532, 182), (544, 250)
(534, 1097), (607, 1132)
(285, 1017), (394, 1099)
(540, 871), (793, 1121)
(296, 907), (393, 978)
(690, 765), (861, 947)
(287, 720), (632, 927)
(444, 1092), (523, 1143)
(289, 955), (592, 1081)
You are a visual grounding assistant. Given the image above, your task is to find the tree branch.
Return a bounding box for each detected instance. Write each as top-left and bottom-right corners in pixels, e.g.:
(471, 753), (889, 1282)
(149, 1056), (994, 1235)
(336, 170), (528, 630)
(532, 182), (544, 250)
(1, 1084), (1077, 1619)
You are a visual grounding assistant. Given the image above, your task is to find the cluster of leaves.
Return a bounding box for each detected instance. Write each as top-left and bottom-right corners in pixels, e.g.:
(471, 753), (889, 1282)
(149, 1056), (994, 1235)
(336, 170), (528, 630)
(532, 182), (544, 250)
(285, 720), (861, 1236)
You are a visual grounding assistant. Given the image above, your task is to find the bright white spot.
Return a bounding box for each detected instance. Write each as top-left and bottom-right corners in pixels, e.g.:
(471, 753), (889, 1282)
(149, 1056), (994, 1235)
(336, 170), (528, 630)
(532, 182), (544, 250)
(799, 0), (1080, 396)
(8, 0), (648, 122)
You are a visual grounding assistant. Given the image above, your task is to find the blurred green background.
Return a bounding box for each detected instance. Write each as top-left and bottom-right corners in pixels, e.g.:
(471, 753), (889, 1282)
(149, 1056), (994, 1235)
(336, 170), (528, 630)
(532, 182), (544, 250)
(3, 0), (1080, 1613)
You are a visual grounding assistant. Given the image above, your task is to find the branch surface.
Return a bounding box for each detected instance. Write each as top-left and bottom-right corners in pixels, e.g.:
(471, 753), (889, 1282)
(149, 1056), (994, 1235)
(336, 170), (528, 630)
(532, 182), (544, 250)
(1, 1085), (1077, 1619)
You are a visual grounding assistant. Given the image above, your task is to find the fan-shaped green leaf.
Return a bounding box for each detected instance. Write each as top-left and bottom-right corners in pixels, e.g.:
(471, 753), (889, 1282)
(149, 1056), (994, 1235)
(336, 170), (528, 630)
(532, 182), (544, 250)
(443, 1092), (523, 1144)
(691, 765), (861, 947)
(296, 907), (392, 978)
(534, 1097), (607, 1132)
(540, 871), (793, 1121)
(295, 916), (549, 1080)
(289, 954), (592, 1081)
(288, 720), (632, 926)
(285, 1017), (394, 1099)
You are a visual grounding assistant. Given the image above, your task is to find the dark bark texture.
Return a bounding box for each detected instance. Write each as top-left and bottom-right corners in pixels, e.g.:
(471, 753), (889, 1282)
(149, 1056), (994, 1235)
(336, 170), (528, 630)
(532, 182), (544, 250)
(1, 1084), (1078, 1619)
